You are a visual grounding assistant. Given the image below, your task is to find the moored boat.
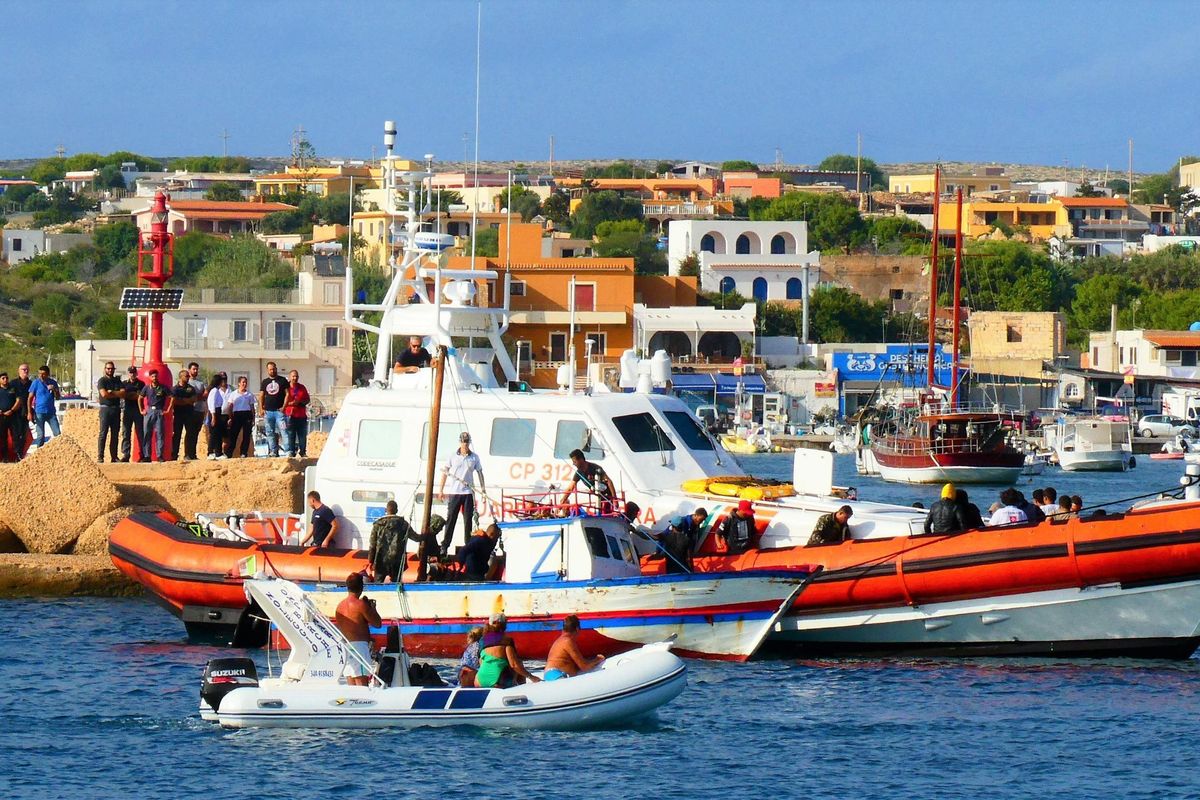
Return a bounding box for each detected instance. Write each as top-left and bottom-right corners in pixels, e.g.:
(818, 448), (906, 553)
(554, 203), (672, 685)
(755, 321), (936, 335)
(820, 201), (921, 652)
(1046, 418), (1134, 472)
(200, 579), (687, 729)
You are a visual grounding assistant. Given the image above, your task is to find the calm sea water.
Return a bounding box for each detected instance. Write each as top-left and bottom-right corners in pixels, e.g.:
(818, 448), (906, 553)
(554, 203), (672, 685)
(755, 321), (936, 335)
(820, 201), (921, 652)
(1, 455), (1197, 799)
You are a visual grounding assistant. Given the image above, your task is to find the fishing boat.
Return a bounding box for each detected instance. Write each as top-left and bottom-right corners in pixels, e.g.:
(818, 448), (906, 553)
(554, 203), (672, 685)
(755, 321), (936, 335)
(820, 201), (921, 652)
(199, 579), (686, 729)
(1046, 418), (1134, 472)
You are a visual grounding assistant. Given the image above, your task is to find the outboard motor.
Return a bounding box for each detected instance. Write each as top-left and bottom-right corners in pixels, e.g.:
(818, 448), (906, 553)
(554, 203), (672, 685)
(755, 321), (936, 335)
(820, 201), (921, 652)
(200, 657), (259, 714)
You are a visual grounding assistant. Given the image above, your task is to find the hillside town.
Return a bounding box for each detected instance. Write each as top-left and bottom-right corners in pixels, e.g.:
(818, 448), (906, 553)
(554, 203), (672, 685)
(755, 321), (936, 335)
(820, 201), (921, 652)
(3, 142), (1199, 442)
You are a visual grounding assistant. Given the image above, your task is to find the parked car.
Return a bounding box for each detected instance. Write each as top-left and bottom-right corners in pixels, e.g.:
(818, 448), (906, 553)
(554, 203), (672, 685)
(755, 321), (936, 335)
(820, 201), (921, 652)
(1136, 414), (1197, 438)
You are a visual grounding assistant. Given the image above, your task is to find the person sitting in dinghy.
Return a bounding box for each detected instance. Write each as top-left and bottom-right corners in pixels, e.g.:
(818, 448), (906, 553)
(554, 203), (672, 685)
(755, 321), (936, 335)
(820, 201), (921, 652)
(807, 506), (853, 547)
(543, 615), (604, 681)
(457, 626), (485, 688)
(476, 614), (540, 688)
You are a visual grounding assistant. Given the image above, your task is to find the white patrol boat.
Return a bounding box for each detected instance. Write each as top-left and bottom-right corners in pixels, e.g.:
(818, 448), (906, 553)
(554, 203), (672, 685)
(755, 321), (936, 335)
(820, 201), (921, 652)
(199, 579), (687, 730)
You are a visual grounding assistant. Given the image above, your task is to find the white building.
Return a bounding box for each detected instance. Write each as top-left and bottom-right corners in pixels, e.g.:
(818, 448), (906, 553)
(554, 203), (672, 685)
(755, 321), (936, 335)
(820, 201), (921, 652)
(75, 256), (355, 410)
(1089, 328), (1200, 380)
(633, 302), (757, 360)
(2, 229), (93, 264)
(666, 219), (821, 303)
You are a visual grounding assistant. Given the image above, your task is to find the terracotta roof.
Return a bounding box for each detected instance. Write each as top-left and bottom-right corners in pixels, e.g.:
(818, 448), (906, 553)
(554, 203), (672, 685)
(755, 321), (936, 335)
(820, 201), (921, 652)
(1143, 330), (1200, 348)
(168, 200), (295, 213)
(1056, 197), (1127, 207)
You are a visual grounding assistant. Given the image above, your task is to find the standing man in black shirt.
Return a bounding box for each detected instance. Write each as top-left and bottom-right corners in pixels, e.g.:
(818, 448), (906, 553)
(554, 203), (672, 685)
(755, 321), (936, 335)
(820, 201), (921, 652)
(258, 361), (287, 457)
(560, 448), (617, 511)
(170, 371), (200, 460)
(9, 363), (32, 460)
(0, 372), (18, 462)
(119, 366), (144, 462)
(96, 361), (124, 463)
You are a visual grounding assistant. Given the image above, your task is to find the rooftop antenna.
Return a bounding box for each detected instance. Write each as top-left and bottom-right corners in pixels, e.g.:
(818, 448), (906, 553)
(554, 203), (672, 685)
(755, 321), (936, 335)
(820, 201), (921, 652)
(384, 120), (397, 272)
(774, 146), (783, 172)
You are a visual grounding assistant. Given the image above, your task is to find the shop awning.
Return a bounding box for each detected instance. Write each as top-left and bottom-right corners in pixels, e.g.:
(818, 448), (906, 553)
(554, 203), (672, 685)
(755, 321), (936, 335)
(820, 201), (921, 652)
(671, 373), (717, 391)
(715, 373), (766, 395)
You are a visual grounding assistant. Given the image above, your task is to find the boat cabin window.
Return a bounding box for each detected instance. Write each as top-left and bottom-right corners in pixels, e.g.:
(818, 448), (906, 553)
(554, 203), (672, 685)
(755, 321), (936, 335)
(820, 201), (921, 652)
(421, 422), (466, 461)
(663, 410), (714, 451)
(357, 420), (404, 460)
(554, 419), (604, 460)
(583, 526), (611, 558)
(490, 418), (536, 457)
(613, 413), (676, 453)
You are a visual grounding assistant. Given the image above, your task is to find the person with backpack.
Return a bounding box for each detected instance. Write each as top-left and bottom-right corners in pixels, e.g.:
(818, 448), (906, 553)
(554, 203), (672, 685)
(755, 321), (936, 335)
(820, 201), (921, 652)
(719, 500), (759, 554)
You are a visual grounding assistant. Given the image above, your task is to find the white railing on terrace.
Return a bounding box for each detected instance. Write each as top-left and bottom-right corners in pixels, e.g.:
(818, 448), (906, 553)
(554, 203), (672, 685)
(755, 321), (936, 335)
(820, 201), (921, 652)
(182, 287), (300, 305)
(642, 202), (719, 216)
(169, 337), (310, 353)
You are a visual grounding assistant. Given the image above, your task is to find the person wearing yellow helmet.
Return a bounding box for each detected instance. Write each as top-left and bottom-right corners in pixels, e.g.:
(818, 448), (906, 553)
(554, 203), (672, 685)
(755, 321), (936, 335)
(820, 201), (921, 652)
(924, 482), (967, 535)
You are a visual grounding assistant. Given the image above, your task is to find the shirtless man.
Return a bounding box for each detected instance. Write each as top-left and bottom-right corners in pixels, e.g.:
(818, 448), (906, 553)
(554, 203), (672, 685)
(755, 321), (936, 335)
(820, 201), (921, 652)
(334, 572), (382, 686)
(543, 615), (604, 680)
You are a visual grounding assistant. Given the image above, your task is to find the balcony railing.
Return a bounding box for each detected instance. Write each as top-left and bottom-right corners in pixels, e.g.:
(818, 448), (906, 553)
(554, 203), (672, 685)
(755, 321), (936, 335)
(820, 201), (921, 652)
(642, 202), (721, 217)
(182, 287), (300, 305)
(168, 337), (311, 354)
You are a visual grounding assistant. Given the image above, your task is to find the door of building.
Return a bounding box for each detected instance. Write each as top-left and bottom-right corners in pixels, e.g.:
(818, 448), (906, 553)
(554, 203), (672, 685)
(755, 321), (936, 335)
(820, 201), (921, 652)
(573, 283), (595, 312)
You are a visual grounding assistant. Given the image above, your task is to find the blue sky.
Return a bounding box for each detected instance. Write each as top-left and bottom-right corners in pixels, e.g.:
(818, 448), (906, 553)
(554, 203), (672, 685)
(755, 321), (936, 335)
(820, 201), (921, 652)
(3, 0), (1196, 171)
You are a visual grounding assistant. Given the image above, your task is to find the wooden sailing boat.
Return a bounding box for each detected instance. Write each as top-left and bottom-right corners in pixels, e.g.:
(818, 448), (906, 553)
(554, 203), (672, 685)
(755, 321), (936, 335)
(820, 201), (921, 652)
(866, 170), (1025, 484)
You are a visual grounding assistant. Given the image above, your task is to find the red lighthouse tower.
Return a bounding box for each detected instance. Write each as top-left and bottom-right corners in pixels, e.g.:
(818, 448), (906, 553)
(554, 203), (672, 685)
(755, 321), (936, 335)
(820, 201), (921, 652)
(123, 190), (182, 460)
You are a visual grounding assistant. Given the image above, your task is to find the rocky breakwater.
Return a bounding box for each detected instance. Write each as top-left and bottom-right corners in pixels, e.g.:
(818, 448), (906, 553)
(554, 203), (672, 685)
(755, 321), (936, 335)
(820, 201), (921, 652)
(0, 409), (323, 598)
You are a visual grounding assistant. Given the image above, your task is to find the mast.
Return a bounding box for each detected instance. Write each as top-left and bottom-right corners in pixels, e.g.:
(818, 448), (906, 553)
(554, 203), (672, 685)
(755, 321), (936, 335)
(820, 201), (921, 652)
(952, 188), (964, 407)
(416, 344), (448, 582)
(926, 165), (941, 389)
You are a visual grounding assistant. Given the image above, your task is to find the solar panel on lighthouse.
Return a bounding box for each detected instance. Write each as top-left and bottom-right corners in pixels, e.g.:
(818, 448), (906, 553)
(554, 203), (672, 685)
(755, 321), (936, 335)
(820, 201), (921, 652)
(119, 288), (184, 311)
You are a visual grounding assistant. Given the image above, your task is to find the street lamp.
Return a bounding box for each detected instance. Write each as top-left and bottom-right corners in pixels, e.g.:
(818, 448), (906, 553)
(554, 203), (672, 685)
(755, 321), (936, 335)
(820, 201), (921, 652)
(88, 341), (97, 401)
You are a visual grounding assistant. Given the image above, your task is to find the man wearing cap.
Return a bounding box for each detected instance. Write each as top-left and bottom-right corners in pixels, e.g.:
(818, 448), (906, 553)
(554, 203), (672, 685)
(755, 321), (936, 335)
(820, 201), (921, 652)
(924, 483), (967, 535)
(437, 431), (486, 556)
(807, 505), (854, 546)
(719, 499), (759, 555)
(119, 366), (145, 462)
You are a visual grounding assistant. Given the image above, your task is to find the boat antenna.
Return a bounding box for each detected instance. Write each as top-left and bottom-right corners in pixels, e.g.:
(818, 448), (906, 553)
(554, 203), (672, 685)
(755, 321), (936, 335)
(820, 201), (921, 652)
(927, 165), (941, 390)
(951, 187), (963, 407)
(469, 0), (482, 273)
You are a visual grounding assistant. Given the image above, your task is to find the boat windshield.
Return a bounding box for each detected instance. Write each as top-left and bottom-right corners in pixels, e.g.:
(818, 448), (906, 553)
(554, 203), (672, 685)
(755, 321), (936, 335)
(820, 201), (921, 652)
(612, 413), (676, 453)
(663, 410), (714, 451)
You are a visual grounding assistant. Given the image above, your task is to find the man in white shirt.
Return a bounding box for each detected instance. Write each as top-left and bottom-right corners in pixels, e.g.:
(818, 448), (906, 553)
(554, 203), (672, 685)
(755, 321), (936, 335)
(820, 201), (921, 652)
(1038, 487), (1061, 517)
(437, 431), (486, 556)
(987, 488), (1029, 527)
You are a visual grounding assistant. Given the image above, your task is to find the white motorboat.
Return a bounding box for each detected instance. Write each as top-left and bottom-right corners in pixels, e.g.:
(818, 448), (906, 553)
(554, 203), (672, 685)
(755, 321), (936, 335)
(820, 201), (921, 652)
(200, 579), (686, 729)
(1046, 419), (1134, 472)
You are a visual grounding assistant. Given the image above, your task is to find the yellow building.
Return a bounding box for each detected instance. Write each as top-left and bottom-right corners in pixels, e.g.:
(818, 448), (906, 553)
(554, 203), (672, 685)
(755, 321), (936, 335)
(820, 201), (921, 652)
(254, 164), (384, 198)
(889, 170), (1012, 196)
(936, 199), (1071, 241)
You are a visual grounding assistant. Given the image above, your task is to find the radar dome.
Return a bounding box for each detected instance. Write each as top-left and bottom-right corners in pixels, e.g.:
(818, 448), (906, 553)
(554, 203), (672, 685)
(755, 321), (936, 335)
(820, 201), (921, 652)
(1189, 322), (1200, 332)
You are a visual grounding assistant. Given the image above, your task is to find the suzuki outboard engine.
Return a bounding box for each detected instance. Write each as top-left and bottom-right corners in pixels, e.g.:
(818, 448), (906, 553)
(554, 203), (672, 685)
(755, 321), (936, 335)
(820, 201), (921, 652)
(200, 657), (259, 715)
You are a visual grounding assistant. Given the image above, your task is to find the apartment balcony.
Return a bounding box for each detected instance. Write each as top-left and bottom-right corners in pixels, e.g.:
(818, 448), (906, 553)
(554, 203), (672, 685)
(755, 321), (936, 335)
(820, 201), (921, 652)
(642, 201), (731, 218)
(165, 336), (314, 359)
(181, 287), (301, 306)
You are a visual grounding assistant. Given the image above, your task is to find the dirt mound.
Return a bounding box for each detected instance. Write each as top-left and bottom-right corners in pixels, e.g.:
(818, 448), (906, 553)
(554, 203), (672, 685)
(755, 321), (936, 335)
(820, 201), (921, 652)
(0, 436), (122, 553)
(307, 430), (328, 457)
(62, 407), (213, 459)
(104, 458), (305, 521)
(73, 505), (158, 556)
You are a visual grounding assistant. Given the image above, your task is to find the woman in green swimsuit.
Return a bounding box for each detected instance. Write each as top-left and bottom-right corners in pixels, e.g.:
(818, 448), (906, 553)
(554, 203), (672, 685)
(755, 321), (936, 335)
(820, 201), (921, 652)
(475, 613), (541, 689)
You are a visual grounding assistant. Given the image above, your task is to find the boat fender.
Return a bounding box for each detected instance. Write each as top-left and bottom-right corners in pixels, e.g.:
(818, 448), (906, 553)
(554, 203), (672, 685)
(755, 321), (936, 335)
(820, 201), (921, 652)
(200, 657), (259, 712)
(1128, 456), (1136, 469)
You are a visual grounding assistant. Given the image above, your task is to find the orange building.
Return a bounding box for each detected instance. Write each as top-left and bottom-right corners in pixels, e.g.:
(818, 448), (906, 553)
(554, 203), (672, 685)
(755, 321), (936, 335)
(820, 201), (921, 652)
(441, 224), (699, 388)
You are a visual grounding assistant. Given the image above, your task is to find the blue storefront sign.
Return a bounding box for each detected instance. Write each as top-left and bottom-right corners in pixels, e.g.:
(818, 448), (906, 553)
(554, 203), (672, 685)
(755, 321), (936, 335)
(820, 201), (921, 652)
(831, 344), (963, 414)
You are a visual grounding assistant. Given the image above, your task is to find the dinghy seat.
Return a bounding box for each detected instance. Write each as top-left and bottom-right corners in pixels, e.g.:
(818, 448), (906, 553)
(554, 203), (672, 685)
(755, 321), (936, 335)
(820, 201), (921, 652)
(377, 625), (411, 688)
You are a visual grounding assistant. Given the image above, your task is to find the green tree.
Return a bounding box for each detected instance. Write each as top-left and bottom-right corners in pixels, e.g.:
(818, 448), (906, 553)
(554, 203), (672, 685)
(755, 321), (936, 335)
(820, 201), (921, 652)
(752, 193), (866, 252)
(469, 228), (500, 257)
(540, 191), (570, 225)
(500, 186), (542, 221)
(654, 161), (674, 175)
(818, 153), (886, 190)
(194, 235), (294, 289)
(761, 301), (801, 336)
(3, 183), (37, 206)
(205, 181), (244, 201)
(93, 222), (139, 265)
(93, 310), (129, 339)
(807, 285), (886, 342)
(1076, 181), (1104, 198)
(594, 220), (667, 275)
(962, 240), (1071, 312)
(570, 190), (643, 238)
(721, 160), (759, 173)
(1069, 273), (1141, 338)
(1133, 173), (1178, 206)
(97, 164), (126, 190)
(1106, 178), (1130, 195)
(869, 216), (927, 254)
(584, 161), (636, 179)
(425, 189), (463, 215)
(31, 187), (87, 227)
(170, 155), (251, 172)
(29, 157), (67, 185)
(172, 231), (221, 284)
(677, 252), (700, 277)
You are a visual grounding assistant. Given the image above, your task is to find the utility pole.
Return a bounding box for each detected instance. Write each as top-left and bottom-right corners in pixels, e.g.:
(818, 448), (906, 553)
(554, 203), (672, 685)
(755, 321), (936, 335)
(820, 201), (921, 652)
(220, 128), (230, 159)
(1128, 138), (1134, 200)
(775, 146), (783, 172)
(549, 134), (555, 177)
(462, 132), (469, 167)
(856, 132), (864, 211)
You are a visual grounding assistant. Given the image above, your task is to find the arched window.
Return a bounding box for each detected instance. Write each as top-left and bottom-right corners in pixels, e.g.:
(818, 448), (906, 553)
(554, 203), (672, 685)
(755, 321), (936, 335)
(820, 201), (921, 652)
(736, 234), (751, 255)
(752, 277), (768, 302)
(785, 277), (802, 299)
(719, 276), (736, 294)
(771, 234), (787, 255)
(700, 234), (716, 253)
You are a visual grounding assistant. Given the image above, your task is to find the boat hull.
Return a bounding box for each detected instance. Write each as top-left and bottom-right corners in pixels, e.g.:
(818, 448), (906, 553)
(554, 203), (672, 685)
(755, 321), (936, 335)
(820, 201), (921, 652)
(301, 570), (805, 662)
(1057, 452), (1132, 472)
(870, 449), (1024, 484)
(770, 579), (1200, 658)
(663, 499), (1200, 658)
(212, 648), (687, 730)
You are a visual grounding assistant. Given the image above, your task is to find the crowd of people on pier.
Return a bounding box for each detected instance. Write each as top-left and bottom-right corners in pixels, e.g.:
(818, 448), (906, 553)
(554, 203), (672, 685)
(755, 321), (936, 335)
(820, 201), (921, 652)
(0, 358), (318, 464)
